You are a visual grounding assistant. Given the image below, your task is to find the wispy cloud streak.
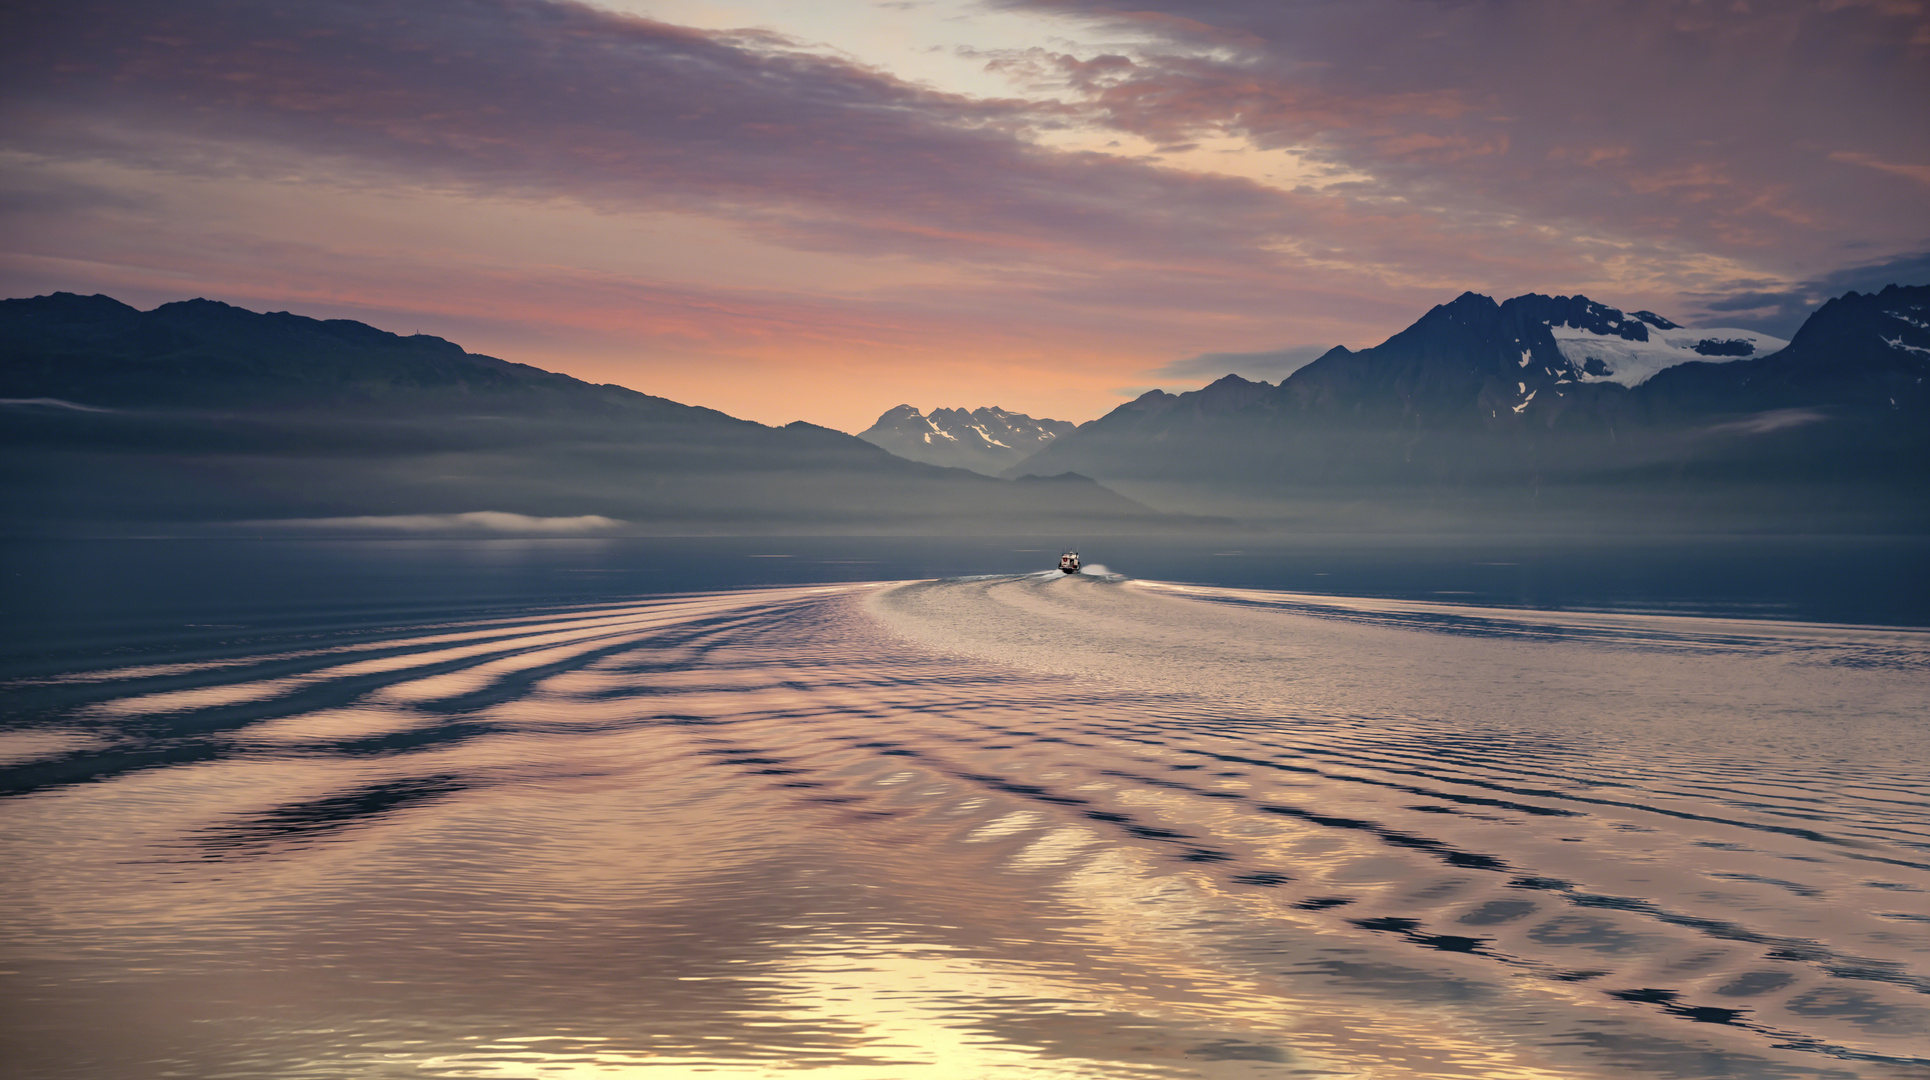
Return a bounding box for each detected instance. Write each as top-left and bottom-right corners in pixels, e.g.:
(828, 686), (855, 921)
(5, 0), (1270, 271)
(999, 0), (1930, 278)
(0, 0), (1924, 428)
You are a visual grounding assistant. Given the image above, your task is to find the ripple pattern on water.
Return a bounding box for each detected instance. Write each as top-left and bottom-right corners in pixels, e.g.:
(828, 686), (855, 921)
(2, 575), (1926, 1079)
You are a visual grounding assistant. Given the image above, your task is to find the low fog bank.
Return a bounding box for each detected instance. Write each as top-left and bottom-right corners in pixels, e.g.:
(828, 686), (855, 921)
(1079, 465), (1930, 539)
(249, 511), (626, 534)
(0, 293), (1223, 538)
(1007, 405), (1928, 536)
(6, 401), (1919, 539)
(0, 405), (1225, 538)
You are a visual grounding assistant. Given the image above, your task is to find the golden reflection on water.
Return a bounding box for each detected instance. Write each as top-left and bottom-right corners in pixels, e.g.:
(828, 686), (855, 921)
(4, 580), (1928, 1078)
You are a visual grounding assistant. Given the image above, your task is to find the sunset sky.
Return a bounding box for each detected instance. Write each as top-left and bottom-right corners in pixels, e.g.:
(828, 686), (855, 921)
(5, 0), (1927, 432)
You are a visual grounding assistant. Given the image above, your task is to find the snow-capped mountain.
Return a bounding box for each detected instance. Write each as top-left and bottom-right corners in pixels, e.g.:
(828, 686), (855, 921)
(858, 404), (1075, 475)
(1004, 285), (1928, 529)
(0, 293), (1172, 533)
(1545, 303), (1786, 387)
(1252, 291), (1796, 426)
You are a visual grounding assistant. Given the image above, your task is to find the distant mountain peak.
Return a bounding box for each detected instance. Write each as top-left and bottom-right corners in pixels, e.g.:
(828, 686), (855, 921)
(1416, 291), (1501, 324)
(1187, 373), (1276, 415)
(1202, 373), (1268, 390)
(997, 282), (1927, 531)
(1, 292), (1187, 534)
(1318, 291), (1785, 409)
(20, 291), (140, 317)
(857, 403), (1076, 475)
(1535, 295), (1653, 342)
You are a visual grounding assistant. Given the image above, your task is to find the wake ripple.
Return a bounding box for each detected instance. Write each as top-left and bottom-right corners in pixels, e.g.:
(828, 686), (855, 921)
(1, 575), (1925, 1078)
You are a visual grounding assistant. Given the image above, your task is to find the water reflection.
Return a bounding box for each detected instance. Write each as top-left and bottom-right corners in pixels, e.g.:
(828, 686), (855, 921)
(2, 575), (1927, 1078)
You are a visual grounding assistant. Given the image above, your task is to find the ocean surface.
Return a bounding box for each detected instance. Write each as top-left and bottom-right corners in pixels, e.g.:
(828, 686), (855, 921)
(2, 536), (1927, 1079)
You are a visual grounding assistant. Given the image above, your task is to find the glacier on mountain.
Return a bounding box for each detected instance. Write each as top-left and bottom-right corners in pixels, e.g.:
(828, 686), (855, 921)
(858, 404), (1075, 475)
(1551, 321), (1787, 387)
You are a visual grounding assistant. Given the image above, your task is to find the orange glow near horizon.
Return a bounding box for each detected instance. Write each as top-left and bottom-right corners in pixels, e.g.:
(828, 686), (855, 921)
(2, 0), (1923, 429)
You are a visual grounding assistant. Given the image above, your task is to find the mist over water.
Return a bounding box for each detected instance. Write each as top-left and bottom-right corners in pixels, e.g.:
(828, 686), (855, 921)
(3, 538), (1927, 1078)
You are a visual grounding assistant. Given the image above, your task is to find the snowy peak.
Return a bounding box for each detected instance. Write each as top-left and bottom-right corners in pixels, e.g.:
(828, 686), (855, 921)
(1548, 319), (1787, 388)
(926, 405), (1073, 451)
(1541, 295), (1652, 342)
(858, 403), (1075, 475)
(1256, 290), (1792, 428)
(1498, 293), (1787, 391)
(994, 280), (1928, 525)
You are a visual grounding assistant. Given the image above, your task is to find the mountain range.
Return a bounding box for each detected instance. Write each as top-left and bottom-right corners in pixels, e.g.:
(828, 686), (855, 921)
(3, 285), (1922, 537)
(0, 293), (1180, 535)
(857, 405), (1073, 475)
(1004, 286), (1929, 531)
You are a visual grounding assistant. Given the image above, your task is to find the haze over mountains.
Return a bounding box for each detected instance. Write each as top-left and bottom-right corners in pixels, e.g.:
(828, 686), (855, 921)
(2, 285), (1923, 536)
(1005, 287), (1930, 531)
(0, 293), (1171, 535)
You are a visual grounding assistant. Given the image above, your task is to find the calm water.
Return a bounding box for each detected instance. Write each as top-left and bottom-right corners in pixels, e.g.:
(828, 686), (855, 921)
(2, 537), (1927, 1078)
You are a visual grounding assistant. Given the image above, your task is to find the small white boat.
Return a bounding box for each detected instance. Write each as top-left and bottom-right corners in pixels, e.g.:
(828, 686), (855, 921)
(1058, 551), (1081, 574)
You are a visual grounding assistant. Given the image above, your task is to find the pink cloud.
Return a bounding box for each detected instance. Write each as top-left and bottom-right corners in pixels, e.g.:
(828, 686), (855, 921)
(7, 0), (1829, 297)
(2, 0), (1924, 426)
(1002, 0), (1930, 279)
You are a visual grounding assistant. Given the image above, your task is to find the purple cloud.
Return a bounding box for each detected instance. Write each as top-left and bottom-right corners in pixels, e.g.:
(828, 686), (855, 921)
(1, 0), (1749, 309)
(1687, 249), (1930, 335)
(2, 0), (1296, 273)
(997, 0), (1930, 286)
(4, 0), (1924, 430)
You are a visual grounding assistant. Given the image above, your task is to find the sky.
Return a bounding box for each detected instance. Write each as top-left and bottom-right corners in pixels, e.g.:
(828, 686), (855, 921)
(3, 0), (1926, 432)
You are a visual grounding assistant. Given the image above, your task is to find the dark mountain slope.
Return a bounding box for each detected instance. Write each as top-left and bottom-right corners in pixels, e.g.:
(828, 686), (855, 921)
(0, 294), (1181, 535)
(1009, 287), (1928, 531)
(0, 292), (724, 420)
(1637, 283), (1930, 417)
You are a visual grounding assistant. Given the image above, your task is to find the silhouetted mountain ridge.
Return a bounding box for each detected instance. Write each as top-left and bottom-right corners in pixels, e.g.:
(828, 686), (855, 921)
(0, 292), (725, 421)
(1007, 285), (1927, 530)
(1639, 284), (1930, 416)
(0, 294), (1192, 535)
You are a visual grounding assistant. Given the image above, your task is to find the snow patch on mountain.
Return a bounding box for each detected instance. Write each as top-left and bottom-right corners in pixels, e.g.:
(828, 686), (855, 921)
(859, 404), (1076, 475)
(1551, 323), (1788, 387)
(1889, 307), (1928, 332)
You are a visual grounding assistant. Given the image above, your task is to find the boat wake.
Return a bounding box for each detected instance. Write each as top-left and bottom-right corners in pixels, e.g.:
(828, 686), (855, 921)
(2, 574), (1926, 1078)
